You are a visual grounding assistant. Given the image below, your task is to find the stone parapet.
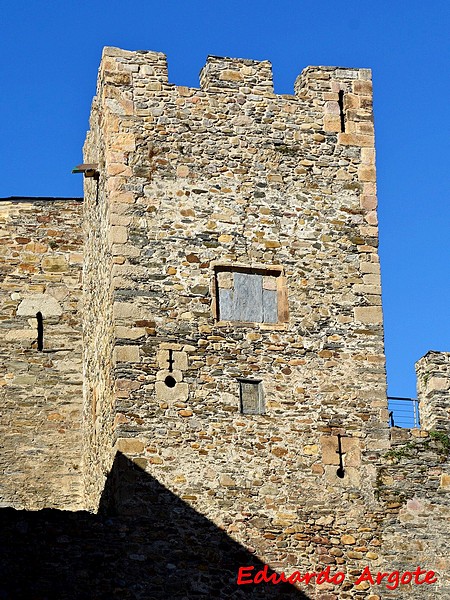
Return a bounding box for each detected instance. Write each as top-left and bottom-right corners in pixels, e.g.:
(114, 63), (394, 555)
(416, 351), (450, 432)
(199, 55), (274, 94)
(376, 427), (450, 598)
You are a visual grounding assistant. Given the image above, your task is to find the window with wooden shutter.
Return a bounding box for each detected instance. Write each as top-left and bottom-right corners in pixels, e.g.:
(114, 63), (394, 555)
(214, 266), (287, 324)
(239, 379), (264, 414)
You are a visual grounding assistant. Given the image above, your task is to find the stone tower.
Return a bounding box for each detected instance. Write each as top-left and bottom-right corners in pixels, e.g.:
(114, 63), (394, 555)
(82, 46), (388, 568)
(1, 48), (449, 600)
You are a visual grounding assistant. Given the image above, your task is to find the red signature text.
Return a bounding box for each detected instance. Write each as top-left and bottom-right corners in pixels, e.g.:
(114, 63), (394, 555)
(237, 565), (438, 590)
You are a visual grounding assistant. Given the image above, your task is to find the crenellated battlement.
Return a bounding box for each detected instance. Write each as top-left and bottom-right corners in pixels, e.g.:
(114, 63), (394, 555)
(199, 55), (274, 94)
(98, 46), (373, 108)
(91, 48), (377, 177)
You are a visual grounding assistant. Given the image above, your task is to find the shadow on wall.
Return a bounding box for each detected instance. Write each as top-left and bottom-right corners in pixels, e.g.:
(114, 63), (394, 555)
(0, 452), (310, 599)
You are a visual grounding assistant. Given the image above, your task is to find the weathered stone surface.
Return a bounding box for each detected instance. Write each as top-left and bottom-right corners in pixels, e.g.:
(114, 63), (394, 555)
(108, 225), (128, 244)
(440, 474), (450, 489)
(0, 197), (84, 510)
(41, 255), (69, 273)
(354, 306), (383, 324)
(416, 352), (450, 431)
(157, 350), (188, 371)
(155, 381), (189, 402)
(17, 294), (63, 317)
(116, 438), (145, 454)
(78, 48), (398, 598)
(321, 436), (361, 467)
(114, 345), (140, 363)
(219, 474), (236, 487)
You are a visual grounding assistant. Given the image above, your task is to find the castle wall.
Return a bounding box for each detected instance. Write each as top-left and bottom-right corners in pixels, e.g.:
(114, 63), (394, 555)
(81, 107), (117, 510)
(82, 47), (391, 592)
(0, 198), (84, 510)
(0, 47), (448, 599)
(377, 426), (450, 597)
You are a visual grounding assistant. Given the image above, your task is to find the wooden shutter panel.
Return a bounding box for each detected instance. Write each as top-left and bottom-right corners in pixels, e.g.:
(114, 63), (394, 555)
(239, 380), (264, 414)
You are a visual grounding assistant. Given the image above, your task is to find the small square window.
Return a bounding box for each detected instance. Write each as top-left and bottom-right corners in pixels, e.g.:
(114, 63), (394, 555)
(239, 379), (265, 415)
(214, 266), (287, 324)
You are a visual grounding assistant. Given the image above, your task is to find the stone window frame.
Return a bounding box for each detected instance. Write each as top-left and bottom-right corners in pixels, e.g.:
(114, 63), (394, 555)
(211, 262), (289, 329)
(238, 378), (265, 415)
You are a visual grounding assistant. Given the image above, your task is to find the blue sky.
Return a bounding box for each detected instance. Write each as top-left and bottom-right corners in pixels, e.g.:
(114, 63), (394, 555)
(2, 0), (449, 399)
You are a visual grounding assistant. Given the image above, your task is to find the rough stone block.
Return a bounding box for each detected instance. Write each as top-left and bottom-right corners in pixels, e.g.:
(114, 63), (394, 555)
(338, 133), (373, 147)
(156, 369), (183, 383)
(324, 101), (340, 115)
(109, 225), (128, 244)
(353, 80), (373, 95)
(157, 350), (188, 371)
(41, 255), (69, 273)
(358, 165), (376, 182)
(440, 474), (450, 489)
(114, 345), (140, 362)
(110, 133), (136, 152)
(116, 438), (145, 454)
(360, 195), (377, 210)
(155, 381), (189, 402)
(427, 377), (449, 392)
(113, 302), (141, 318)
(17, 294), (63, 317)
(324, 115), (341, 132)
(320, 436), (361, 467)
(115, 326), (146, 340)
(4, 329), (36, 341)
(354, 306), (383, 324)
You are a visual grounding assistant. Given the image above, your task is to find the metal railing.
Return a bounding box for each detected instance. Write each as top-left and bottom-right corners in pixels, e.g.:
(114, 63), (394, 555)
(387, 396), (420, 429)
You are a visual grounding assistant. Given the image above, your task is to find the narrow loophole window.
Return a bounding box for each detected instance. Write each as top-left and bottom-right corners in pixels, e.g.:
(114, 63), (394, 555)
(168, 349), (174, 372)
(338, 90), (346, 133)
(36, 312), (44, 351)
(336, 434), (345, 478)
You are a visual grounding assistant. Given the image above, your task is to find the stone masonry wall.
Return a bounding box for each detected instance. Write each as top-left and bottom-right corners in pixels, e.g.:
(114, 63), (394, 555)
(416, 351), (450, 432)
(376, 426), (450, 598)
(0, 197), (84, 510)
(368, 352), (450, 598)
(81, 103), (117, 510)
(82, 47), (391, 598)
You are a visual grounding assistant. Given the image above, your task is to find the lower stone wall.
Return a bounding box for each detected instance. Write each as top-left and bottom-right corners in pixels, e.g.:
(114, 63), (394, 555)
(376, 427), (450, 598)
(0, 452), (310, 600)
(1, 440), (448, 599)
(1, 199), (449, 598)
(0, 198), (84, 510)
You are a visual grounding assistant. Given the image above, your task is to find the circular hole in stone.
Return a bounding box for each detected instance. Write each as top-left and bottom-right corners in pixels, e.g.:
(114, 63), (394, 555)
(164, 375), (176, 388)
(336, 467), (345, 479)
